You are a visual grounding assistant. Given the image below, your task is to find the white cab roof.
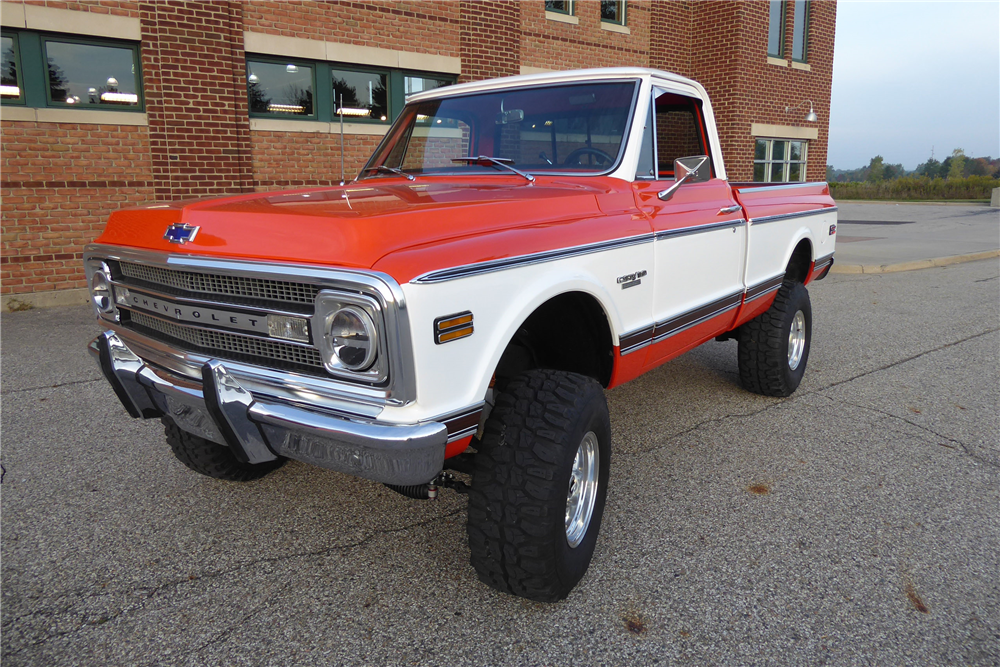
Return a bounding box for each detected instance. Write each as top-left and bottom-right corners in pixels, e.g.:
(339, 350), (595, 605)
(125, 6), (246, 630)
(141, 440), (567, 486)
(405, 67), (709, 105)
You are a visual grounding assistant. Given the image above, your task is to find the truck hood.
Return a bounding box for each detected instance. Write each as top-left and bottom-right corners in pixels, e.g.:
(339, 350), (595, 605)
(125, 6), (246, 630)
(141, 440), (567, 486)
(95, 176), (644, 283)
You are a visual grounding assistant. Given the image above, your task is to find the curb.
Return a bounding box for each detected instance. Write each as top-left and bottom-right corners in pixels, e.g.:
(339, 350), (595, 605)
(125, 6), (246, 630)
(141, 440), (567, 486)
(830, 250), (1000, 275)
(833, 200), (992, 207)
(2, 288), (90, 313)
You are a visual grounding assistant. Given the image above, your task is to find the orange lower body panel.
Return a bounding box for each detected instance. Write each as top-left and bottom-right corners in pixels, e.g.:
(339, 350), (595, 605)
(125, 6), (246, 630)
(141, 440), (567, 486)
(444, 435), (474, 459)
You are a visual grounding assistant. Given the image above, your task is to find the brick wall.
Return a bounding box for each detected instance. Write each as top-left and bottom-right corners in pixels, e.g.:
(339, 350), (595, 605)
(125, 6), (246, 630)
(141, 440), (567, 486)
(243, 1), (461, 57)
(251, 131), (382, 188)
(140, 0), (253, 199)
(1, 0), (836, 299)
(521, 1), (651, 71)
(687, 0), (836, 181)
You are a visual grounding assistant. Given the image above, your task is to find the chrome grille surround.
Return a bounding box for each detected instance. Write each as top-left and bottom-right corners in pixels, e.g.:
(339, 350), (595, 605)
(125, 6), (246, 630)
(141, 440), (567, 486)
(84, 243), (416, 406)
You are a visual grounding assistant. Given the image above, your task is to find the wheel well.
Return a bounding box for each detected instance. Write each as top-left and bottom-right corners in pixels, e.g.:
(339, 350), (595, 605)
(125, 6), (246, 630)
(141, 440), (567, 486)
(493, 292), (614, 390)
(785, 239), (813, 284)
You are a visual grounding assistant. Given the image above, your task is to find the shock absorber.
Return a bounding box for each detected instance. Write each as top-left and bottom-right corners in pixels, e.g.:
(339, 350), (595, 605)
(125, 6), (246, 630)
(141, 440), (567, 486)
(384, 472), (469, 499)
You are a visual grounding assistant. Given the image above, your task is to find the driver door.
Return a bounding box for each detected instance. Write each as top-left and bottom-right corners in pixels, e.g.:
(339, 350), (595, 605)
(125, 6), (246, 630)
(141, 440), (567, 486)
(633, 87), (747, 367)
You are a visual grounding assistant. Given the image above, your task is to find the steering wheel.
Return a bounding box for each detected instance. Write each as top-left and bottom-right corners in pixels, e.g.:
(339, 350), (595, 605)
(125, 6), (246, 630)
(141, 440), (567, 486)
(562, 146), (614, 167)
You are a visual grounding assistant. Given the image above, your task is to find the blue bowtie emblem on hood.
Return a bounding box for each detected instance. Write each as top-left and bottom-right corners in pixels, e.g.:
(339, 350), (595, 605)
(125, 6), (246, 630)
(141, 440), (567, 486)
(164, 223), (200, 244)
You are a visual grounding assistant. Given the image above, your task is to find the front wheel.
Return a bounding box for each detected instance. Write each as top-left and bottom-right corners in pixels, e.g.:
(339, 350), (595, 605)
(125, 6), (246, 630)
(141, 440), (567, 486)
(737, 281), (812, 397)
(163, 418), (285, 482)
(466, 370), (611, 602)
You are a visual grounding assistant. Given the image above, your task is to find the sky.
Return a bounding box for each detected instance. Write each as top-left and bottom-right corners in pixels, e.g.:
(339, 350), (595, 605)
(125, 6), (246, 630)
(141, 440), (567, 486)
(828, 1), (1000, 171)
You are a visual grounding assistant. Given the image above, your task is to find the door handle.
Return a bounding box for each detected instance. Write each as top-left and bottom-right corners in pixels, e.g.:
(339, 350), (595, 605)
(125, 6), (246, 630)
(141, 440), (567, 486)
(719, 205), (742, 215)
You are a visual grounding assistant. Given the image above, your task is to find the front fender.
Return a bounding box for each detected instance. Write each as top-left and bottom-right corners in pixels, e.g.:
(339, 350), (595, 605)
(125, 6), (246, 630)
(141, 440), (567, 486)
(391, 244), (654, 422)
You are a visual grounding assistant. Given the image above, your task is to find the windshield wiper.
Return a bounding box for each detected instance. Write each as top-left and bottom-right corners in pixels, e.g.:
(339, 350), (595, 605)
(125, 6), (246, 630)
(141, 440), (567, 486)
(362, 165), (415, 181)
(451, 156), (535, 183)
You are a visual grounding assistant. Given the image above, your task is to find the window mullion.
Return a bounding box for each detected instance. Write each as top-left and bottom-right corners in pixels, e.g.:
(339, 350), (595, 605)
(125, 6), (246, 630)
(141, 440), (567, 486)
(17, 32), (46, 108)
(315, 62), (332, 122)
(389, 70), (403, 121)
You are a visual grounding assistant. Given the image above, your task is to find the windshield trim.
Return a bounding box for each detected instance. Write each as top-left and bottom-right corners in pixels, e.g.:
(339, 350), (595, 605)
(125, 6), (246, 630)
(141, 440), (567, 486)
(358, 78), (642, 181)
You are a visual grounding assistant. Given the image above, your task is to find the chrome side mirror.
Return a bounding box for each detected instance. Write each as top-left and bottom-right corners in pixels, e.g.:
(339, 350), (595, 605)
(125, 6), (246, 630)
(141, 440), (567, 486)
(657, 155), (710, 201)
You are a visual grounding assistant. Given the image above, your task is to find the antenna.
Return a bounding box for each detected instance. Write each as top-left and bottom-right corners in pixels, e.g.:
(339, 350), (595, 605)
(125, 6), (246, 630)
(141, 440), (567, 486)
(339, 93), (345, 185)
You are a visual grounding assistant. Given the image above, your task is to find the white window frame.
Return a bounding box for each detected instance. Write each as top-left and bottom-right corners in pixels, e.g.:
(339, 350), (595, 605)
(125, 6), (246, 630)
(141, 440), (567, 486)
(753, 137), (807, 183)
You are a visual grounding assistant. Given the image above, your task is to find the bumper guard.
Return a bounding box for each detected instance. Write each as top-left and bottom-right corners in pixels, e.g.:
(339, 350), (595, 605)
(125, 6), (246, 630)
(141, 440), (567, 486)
(90, 331), (447, 485)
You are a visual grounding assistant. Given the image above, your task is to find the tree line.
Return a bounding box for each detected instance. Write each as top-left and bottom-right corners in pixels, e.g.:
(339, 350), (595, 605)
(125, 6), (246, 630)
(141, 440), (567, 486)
(827, 149), (999, 183)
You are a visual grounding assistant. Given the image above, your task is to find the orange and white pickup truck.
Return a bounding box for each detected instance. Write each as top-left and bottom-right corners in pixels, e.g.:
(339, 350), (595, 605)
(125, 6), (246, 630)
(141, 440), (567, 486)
(85, 67), (835, 602)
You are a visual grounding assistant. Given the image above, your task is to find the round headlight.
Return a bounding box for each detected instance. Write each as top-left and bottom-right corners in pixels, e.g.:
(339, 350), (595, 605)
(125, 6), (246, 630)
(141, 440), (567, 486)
(90, 265), (114, 314)
(328, 306), (377, 371)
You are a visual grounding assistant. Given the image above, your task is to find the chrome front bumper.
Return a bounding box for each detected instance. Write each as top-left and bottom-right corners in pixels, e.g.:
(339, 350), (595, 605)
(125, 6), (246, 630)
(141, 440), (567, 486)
(90, 331), (447, 485)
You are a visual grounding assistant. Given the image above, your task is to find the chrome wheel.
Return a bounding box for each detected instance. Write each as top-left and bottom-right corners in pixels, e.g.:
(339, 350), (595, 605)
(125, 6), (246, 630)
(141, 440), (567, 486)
(565, 431), (599, 548)
(788, 310), (806, 371)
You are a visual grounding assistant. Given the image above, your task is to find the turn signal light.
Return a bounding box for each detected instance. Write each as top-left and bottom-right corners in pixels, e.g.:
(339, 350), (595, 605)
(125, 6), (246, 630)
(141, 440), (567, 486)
(434, 311), (473, 344)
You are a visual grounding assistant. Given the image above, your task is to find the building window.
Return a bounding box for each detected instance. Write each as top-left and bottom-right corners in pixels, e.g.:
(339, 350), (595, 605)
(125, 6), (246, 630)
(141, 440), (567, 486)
(332, 67), (388, 122)
(1, 32), (23, 104)
(601, 1), (626, 25)
(792, 0), (810, 62)
(545, 1), (574, 15)
(1, 31), (143, 110)
(754, 138), (807, 182)
(767, 1), (786, 58)
(247, 55), (454, 124)
(404, 74), (452, 98)
(247, 59), (315, 117)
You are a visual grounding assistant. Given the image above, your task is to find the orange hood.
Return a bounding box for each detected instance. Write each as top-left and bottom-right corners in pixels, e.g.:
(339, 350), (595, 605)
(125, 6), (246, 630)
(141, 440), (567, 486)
(95, 175), (647, 284)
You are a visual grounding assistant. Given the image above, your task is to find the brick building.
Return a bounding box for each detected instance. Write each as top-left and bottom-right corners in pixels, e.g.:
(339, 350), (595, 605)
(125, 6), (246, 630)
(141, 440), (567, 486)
(0, 0), (836, 307)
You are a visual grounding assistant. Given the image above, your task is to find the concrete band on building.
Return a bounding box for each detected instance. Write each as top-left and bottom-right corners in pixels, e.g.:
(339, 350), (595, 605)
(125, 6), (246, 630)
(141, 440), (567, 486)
(0, 0), (835, 301)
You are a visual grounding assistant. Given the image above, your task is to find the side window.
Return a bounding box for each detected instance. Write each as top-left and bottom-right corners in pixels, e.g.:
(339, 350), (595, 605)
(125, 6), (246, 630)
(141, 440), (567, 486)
(792, 0), (810, 62)
(768, 0), (786, 58)
(653, 88), (709, 178)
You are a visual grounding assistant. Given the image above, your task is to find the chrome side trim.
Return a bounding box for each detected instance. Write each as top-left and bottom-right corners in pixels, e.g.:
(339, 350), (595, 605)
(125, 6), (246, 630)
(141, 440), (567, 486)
(733, 181), (828, 193)
(745, 273), (786, 302)
(654, 219), (745, 241)
(619, 289), (744, 355)
(619, 324), (655, 355)
(411, 233), (656, 284)
(85, 243), (416, 405)
(432, 403), (485, 442)
(813, 252), (835, 269)
(750, 206), (837, 226)
(412, 220), (746, 285)
(651, 290), (743, 343)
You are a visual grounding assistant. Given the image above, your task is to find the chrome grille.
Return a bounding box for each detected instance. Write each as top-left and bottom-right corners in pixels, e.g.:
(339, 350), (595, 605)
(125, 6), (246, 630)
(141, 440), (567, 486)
(119, 262), (321, 305)
(128, 311), (325, 371)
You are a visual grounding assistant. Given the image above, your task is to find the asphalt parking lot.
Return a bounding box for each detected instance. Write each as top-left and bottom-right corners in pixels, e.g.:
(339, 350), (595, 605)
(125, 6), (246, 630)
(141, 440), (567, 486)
(2, 257), (998, 666)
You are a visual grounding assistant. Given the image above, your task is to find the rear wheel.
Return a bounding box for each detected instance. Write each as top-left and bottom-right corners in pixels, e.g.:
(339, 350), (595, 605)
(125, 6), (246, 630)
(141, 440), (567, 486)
(466, 369), (611, 602)
(163, 418), (285, 482)
(738, 281), (812, 397)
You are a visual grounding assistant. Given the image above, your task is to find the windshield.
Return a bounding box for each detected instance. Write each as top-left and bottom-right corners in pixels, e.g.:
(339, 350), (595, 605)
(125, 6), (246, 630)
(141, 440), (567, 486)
(362, 80), (638, 178)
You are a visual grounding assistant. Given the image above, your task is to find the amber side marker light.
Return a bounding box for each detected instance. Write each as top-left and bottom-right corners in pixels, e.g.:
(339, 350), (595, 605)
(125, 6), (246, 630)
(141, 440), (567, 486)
(434, 311), (474, 344)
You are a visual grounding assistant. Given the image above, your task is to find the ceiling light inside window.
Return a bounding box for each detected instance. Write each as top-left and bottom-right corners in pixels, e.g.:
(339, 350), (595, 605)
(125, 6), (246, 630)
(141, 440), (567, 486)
(106, 77), (119, 87)
(0, 85), (20, 97)
(248, 73), (259, 83)
(286, 64), (298, 73)
(338, 107), (371, 117)
(268, 103), (305, 113)
(101, 92), (139, 103)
